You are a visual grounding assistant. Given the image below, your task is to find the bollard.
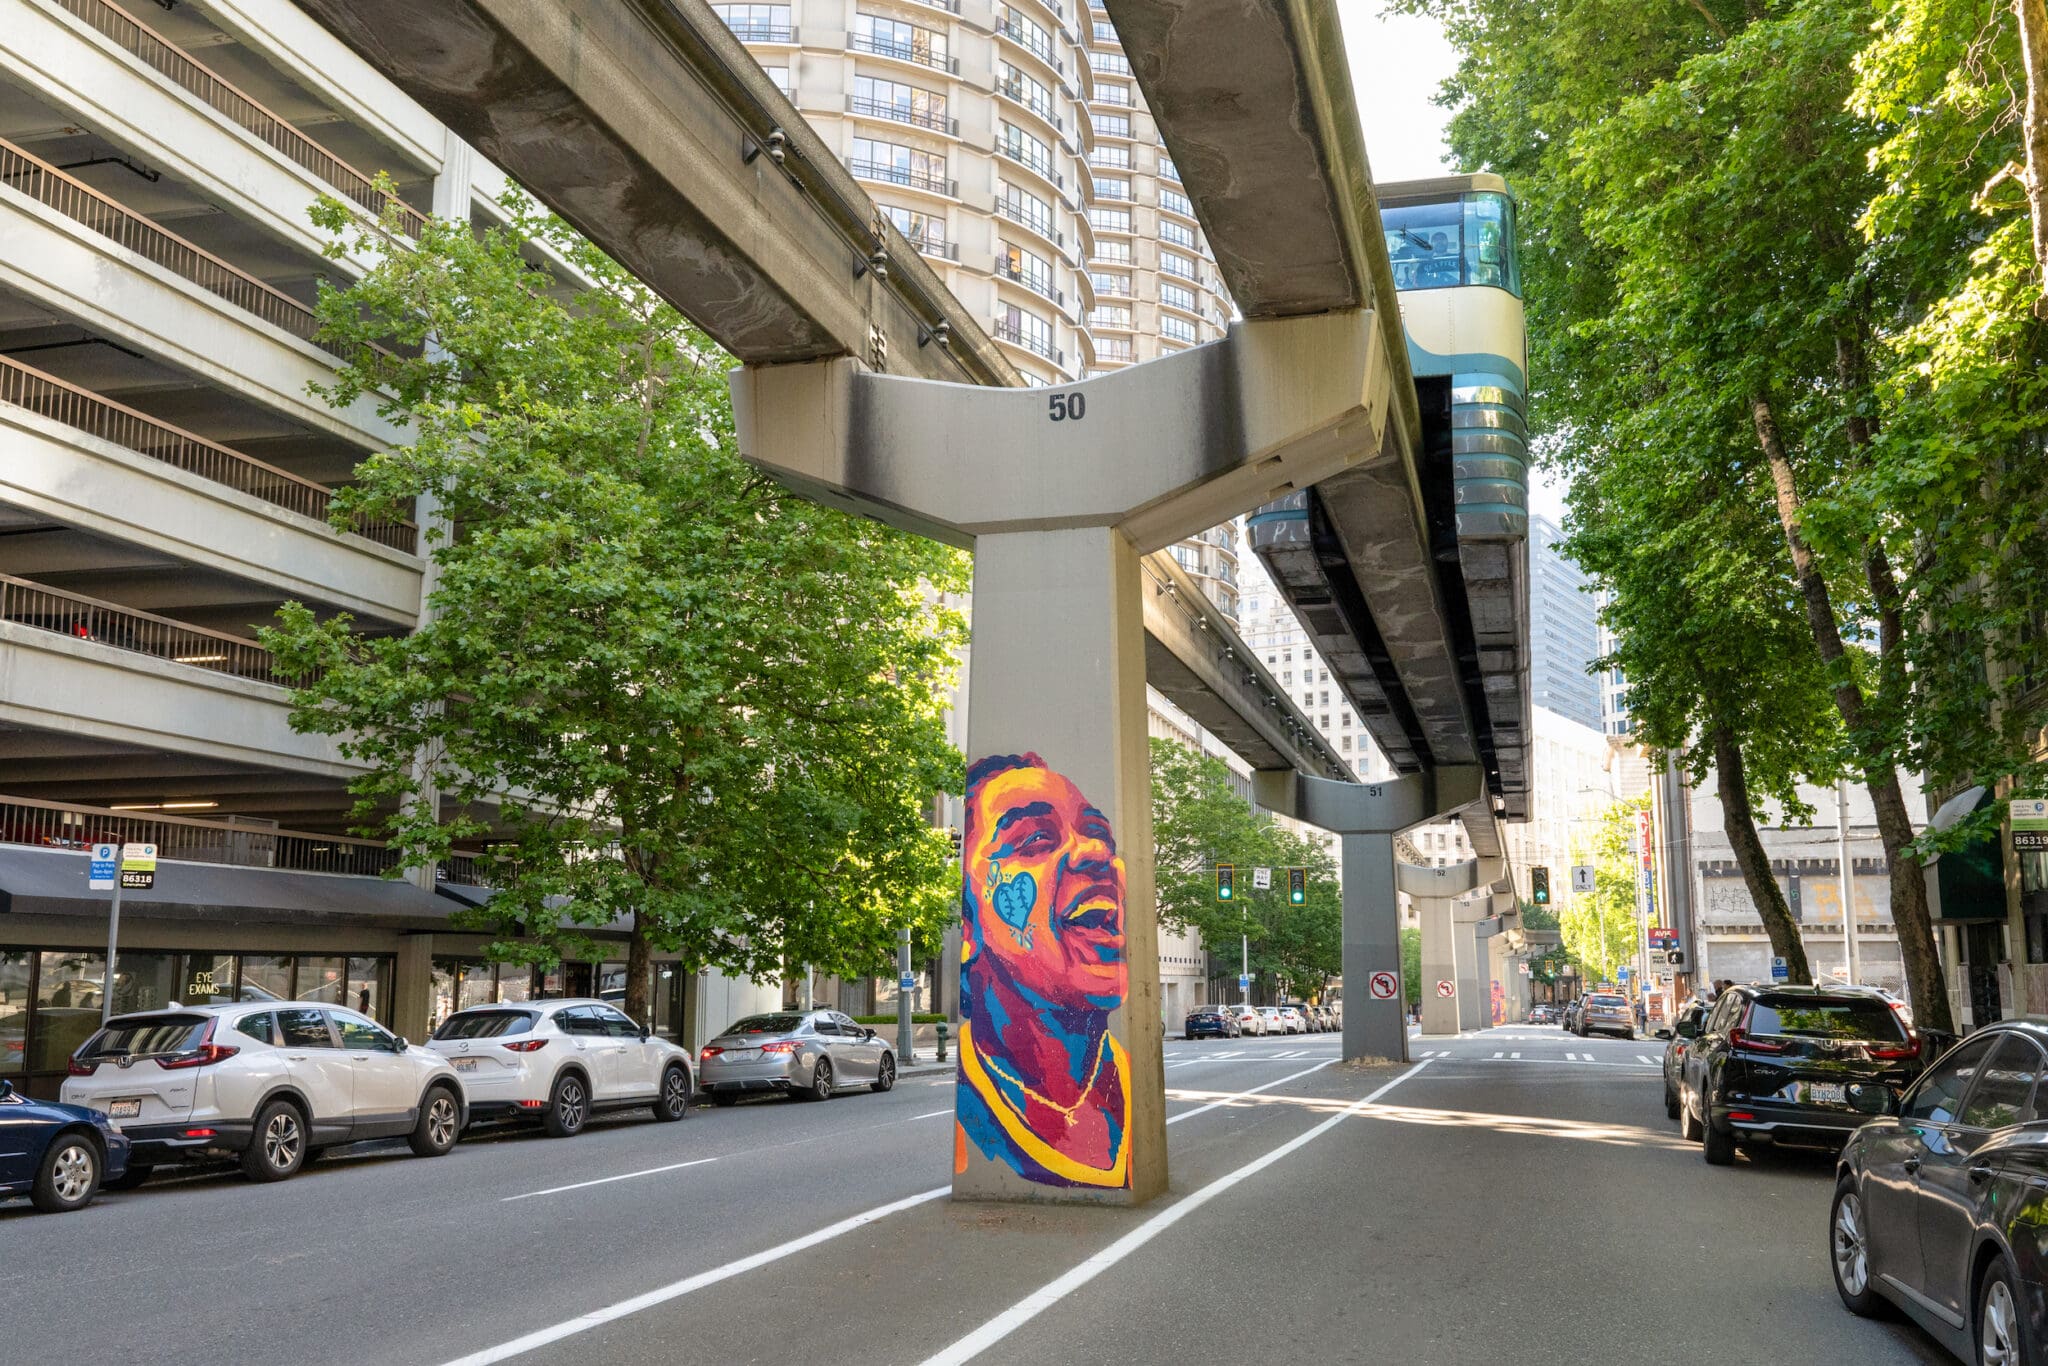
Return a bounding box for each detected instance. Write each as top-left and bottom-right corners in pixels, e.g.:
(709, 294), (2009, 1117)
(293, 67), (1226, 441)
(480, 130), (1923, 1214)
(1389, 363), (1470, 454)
(935, 1019), (949, 1063)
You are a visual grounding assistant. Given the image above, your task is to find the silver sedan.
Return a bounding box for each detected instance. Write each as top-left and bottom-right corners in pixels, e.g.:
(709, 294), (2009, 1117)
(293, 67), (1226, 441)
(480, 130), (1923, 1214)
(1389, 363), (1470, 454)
(698, 1009), (896, 1106)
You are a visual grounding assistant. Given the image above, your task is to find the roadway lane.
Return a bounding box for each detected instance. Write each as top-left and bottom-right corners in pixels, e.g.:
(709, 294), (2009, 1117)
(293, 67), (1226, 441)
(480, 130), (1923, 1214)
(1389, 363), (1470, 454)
(0, 1036), (1347, 1365)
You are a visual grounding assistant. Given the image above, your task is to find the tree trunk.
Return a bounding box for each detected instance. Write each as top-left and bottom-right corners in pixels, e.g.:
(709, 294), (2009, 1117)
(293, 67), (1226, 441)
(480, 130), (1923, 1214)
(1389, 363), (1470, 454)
(1714, 724), (1812, 983)
(1750, 394), (1956, 1032)
(2019, 0), (2048, 316)
(626, 913), (654, 1031)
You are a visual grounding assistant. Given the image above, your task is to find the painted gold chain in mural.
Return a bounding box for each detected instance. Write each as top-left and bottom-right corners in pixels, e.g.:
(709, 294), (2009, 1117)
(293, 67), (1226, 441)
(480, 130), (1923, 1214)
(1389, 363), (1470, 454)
(975, 1035), (1108, 1128)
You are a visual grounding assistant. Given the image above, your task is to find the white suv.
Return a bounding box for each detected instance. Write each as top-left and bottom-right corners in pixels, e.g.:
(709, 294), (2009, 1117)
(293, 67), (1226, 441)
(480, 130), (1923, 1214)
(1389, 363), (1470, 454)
(60, 1004), (465, 1184)
(426, 999), (693, 1137)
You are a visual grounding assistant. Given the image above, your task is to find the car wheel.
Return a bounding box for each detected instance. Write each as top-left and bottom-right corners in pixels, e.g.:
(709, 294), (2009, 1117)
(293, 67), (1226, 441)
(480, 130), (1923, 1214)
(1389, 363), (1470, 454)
(1702, 1115), (1737, 1166)
(1829, 1177), (1887, 1317)
(101, 1163), (154, 1192)
(711, 1091), (739, 1108)
(30, 1134), (99, 1213)
(654, 1064), (692, 1121)
(241, 1100), (307, 1183)
(1680, 1093), (1703, 1142)
(1978, 1254), (2037, 1366)
(544, 1071), (589, 1138)
(408, 1086), (461, 1157)
(872, 1053), (896, 1094)
(1664, 1081), (1679, 1121)
(806, 1057), (835, 1101)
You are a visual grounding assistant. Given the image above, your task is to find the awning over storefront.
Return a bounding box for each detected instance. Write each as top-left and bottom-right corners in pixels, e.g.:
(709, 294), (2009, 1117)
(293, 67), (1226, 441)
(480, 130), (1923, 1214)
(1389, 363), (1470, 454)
(0, 844), (464, 930)
(1923, 785), (2008, 923)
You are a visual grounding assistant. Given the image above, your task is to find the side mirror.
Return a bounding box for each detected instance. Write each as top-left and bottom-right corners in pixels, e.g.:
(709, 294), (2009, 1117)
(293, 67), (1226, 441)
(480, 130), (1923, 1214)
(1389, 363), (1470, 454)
(1654, 1028), (1672, 1040)
(0, 1077), (12, 1098)
(393, 1036), (410, 1053)
(640, 1025), (652, 1042)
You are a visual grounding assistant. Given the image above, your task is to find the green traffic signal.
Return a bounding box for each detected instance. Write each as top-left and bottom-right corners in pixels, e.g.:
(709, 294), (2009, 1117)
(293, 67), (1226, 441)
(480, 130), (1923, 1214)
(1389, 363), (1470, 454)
(1217, 863), (1235, 902)
(1532, 865), (1551, 905)
(1288, 866), (1305, 905)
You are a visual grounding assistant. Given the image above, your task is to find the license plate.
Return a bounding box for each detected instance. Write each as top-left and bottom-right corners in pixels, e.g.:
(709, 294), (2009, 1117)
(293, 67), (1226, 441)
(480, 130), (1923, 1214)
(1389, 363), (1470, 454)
(1808, 1082), (1846, 1105)
(453, 1058), (478, 1073)
(107, 1099), (141, 1120)
(726, 1048), (759, 1062)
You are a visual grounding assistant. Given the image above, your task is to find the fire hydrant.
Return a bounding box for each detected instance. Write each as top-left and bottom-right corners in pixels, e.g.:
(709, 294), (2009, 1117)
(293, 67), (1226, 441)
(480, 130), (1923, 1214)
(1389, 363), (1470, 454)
(935, 1019), (950, 1063)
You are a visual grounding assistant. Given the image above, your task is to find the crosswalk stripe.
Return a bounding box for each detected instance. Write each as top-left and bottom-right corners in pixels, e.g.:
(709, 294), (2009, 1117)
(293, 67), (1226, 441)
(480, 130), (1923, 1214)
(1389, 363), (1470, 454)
(1637, 1054), (1657, 1065)
(1511, 1052), (1521, 1059)
(1491, 1051), (1503, 1059)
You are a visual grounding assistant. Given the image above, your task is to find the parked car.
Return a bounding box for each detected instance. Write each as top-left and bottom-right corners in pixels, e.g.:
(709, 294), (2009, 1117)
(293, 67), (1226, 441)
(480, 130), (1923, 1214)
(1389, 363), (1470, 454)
(1301, 1004), (1331, 1032)
(60, 1004), (465, 1184)
(1528, 1004), (1557, 1025)
(1257, 1007), (1292, 1036)
(1561, 999), (1582, 1032)
(1656, 999), (1710, 1120)
(0, 1077), (129, 1213)
(1184, 1005), (1238, 1040)
(1226, 1004), (1266, 1037)
(427, 999), (693, 1137)
(1830, 1020), (2048, 1365)
(699, 1009), (895, 1105)
(1577, 992), (1636, 1040)
(1281, 1007), (1312, 1035)
(1678, 984), (1924, 1167)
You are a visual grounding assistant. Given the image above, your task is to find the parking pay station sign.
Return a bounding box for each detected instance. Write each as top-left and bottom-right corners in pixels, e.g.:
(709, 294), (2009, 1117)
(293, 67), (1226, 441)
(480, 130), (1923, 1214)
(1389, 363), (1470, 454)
(2015, 799), (2048, 852)
(119, 842), (157, 891)
(88, 843), (118, 891)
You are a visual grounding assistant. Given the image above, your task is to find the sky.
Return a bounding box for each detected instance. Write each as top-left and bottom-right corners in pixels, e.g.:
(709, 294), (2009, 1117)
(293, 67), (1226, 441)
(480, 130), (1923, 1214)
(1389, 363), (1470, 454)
(1333, 2), (1571, 526)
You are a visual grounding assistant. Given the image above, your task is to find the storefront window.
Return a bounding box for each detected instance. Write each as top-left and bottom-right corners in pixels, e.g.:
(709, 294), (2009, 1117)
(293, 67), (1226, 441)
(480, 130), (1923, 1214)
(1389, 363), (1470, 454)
(240, 954), (293, 1002)
(458, 962), (497, 1012)
(496, 966), (534, 1005)
(107, 951), (180, 1018)
(33, 951), (105, 1072)
(1, 951), (28, 1075)
(347, 957), (392, 1021)
(178, 953), (237, 1005)
(295, 956), (349, 1007)
(431, 958), (464, 1026)
(2023, 849), (2048, 963)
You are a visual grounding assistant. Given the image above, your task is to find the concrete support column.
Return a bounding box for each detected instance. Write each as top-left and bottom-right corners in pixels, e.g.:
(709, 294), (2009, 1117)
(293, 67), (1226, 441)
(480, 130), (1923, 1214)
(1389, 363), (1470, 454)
(1456, 919), (1487, 1031)
(393, 933), (434, 1043)
(952, 527), (1165, 1206)
(1340, 830), (1407, 1062)
(1417, 897), (1459, 1035)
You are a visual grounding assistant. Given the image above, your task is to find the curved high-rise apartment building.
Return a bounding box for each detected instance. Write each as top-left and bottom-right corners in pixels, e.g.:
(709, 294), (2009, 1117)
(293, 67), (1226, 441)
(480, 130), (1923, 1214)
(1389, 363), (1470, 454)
(718, 0), (1099, 384)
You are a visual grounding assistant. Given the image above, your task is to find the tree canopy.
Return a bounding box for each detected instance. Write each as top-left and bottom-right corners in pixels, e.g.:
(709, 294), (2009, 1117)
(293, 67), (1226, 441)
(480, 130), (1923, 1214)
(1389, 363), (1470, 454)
(263, 190), (967, 1024)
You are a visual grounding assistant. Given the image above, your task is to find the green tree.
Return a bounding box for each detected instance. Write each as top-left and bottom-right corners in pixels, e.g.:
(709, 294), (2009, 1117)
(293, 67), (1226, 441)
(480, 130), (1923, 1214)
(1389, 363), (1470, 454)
(1401, 926), (1423, 1007)
(263, 191), (967, 1025)
(1559, 797), (1649, 985)
(1149, 739), (1341, 999)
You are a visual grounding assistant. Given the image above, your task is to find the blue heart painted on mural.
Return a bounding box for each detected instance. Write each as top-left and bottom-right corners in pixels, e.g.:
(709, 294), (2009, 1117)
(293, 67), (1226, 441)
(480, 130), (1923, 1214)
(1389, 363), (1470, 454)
(990, 864), (1037, 936)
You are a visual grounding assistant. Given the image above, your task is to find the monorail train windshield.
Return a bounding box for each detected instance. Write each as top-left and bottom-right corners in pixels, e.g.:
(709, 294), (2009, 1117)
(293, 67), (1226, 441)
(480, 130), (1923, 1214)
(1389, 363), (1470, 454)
(1382, 191), (1520, 296)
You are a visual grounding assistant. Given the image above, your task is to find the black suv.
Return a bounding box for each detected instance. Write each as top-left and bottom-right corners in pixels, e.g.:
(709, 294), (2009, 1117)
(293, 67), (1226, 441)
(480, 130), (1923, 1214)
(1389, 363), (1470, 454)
(1678, 984), (1924, 1165)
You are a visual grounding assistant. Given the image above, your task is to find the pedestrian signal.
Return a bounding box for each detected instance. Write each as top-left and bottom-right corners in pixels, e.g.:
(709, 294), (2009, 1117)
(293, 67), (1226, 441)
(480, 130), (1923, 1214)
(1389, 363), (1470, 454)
(1532, 866), (1551, 905)
(1217, 863), (1235, 902)
(1288, 867), (1306, 905)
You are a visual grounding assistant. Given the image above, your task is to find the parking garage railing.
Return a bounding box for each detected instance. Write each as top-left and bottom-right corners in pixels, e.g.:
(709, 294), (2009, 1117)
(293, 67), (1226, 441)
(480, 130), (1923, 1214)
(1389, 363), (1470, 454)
(0, 354), (416, 553)
(0, 571), (298, 688)
(0, 136), (346, 359)
(44, 0), (428, 239)
(0, 794), (492, 883)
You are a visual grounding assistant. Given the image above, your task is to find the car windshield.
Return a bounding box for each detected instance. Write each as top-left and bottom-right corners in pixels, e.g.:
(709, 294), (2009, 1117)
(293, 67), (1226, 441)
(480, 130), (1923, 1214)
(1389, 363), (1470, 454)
(1587, 995), (1627, 1007)
(723, 1013), (807, 1036)
(432, 1009), (537, 1040)
(1747, 997), (1905, 1042)
(79, 1013), (210, 1059)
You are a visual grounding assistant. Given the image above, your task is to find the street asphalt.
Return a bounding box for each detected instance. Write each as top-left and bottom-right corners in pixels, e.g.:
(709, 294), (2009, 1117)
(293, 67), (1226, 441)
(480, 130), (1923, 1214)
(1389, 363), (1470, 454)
(0, 1025), (1959, 1365)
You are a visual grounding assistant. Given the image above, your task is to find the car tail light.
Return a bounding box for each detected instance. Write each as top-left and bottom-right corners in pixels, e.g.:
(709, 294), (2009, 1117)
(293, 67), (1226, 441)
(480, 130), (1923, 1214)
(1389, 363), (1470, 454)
(1868, 1038), (1917, 1060)
(68, 1057), (100, 1077)
(761, 1041), (800, 1054)
(1728, 1027), (1786, 1054)
(182, 1128), (217, 1138)
(1728, 1111), (1756, 1122)
(158, 1018), (238, 1069)
(502, 1039), (548, 1052)
(518, 1099), (546, 1110)
(700, 1046), (724, 1060)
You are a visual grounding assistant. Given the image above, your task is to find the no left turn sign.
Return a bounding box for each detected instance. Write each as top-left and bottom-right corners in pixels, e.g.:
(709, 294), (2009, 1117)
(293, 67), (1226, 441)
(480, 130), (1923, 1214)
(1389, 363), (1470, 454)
(1435, 980), (1456, 998)
(1367, 971), (1398, 1000)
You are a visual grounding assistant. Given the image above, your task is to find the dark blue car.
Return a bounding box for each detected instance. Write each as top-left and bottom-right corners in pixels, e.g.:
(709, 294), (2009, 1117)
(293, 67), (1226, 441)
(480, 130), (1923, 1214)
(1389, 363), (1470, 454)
(0, 1077), (130, 1213)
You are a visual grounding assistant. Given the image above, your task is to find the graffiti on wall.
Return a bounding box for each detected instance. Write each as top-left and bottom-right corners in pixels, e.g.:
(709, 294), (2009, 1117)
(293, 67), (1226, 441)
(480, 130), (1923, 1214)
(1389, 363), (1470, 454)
(956, 753), (1131, 1189)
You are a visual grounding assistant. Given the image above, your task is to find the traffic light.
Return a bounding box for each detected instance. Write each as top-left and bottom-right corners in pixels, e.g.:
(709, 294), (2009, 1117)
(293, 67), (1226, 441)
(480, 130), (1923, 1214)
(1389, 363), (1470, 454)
(1288, 866), (1306, 905)
(1532, 865), (1551, 905)
(1216, 863), (1235, 902)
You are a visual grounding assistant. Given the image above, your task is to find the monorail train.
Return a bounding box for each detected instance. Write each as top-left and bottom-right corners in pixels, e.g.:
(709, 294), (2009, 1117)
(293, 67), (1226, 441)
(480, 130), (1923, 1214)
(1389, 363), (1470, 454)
(1378, 172), (1529, 542)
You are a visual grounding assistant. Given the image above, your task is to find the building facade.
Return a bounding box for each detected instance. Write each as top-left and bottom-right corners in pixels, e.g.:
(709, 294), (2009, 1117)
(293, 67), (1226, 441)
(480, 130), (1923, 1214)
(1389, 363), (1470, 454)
(1527, 515), (1600, 732)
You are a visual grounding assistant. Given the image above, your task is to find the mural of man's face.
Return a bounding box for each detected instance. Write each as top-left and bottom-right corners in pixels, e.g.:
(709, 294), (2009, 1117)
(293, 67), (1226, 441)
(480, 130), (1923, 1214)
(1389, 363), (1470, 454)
(965, 763), (1126, 1012)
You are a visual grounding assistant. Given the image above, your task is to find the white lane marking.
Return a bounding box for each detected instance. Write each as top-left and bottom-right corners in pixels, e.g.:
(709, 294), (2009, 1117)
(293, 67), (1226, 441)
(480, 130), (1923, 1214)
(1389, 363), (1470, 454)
(448, 1185), (951, 1365)
(911, 1109), (953, 1120)
(1165, 1059), (1335, 1126)
(919, 1061), (1431, 1366)
(1510, 1052), (1521, 1060)
(1637, 1054), (1657, 1066)
(501, 1157), (718, 1204)
(1491, 1051), (1504, 1059)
